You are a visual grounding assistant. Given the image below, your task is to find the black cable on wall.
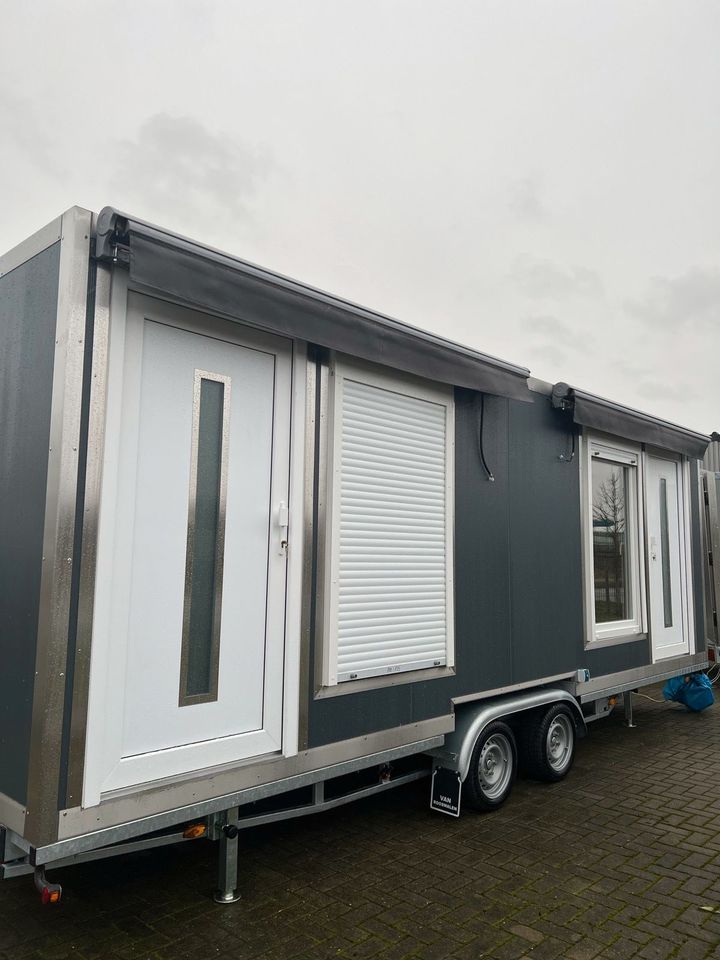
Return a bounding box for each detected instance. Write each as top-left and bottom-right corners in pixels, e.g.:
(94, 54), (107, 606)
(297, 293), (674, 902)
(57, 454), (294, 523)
(475, 392), (495, 482)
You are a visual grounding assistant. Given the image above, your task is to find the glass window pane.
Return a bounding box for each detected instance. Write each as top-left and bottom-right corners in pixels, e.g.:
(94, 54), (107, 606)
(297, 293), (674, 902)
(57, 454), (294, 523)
(592, 459), (630, 624)
(659, 478), (673, 628)
(180, 375), (228, 704)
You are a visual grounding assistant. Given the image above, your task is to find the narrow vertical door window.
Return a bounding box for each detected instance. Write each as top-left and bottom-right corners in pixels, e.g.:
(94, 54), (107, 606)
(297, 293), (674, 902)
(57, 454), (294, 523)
(659, 478), (673, 628)
(179, 371), (231, 705)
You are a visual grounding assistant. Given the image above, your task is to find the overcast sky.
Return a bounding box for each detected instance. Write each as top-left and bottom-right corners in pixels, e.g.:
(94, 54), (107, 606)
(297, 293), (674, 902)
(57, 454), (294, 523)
(1, 1), (718, 431)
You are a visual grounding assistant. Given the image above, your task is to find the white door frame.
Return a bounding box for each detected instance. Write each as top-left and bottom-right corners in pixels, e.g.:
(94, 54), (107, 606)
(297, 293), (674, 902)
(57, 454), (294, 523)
(644, 451), (694, 662)
(83, 287), (305, 806)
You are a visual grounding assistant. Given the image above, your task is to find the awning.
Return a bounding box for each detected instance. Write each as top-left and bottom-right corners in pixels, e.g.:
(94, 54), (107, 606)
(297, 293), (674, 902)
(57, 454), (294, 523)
(551, 383), (711, 459)
(95, 208), (531, 401)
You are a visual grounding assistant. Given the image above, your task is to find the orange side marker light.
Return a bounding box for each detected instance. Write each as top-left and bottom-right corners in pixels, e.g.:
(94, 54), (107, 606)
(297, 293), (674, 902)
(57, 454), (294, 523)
(183, 823), (207, 839)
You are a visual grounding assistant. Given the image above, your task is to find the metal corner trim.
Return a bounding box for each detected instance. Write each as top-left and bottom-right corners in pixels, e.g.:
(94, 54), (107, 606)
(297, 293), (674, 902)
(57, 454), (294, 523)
(23, 207), (93, 847)
(64, 263), (113, 807)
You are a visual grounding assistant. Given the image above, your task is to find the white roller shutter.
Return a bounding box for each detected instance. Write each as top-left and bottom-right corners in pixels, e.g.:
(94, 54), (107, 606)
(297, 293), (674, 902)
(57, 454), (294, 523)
(325, 360), (454, 684)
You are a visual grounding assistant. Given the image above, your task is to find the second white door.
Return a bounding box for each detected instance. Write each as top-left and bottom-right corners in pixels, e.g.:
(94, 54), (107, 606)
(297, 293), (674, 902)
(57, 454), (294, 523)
(646, 455), (689, 661)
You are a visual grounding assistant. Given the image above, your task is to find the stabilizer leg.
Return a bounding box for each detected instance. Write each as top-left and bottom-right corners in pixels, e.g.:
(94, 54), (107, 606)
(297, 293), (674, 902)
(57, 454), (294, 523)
(624, 690), (636, 729)
(214, 807), (241, 904)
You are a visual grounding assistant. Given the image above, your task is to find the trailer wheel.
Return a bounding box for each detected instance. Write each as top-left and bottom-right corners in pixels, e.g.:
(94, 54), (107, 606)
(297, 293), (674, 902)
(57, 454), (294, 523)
(464, 721), (517, 811)
(522, 703), (576, 782)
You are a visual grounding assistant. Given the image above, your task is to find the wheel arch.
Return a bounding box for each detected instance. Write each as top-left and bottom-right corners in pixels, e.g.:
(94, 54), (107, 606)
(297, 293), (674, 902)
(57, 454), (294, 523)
(443, 689), (586, 782)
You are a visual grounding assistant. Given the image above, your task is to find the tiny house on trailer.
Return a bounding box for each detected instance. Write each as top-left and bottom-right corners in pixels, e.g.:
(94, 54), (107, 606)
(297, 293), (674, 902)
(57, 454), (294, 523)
(0, 207), (713, 903)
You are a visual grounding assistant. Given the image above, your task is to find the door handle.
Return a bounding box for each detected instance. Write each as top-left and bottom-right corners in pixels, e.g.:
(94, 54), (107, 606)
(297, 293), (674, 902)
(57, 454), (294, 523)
(650, 536), (657, 562)
(277, 501), (289, 556)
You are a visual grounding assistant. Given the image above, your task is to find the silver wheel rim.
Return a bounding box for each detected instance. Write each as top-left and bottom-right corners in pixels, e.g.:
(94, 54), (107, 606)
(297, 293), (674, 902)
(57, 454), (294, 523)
(546, 714), (573, 772)
(478, 733), (513, 800)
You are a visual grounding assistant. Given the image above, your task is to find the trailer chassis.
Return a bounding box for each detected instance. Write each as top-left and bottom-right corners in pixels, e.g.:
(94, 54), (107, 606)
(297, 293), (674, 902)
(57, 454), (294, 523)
(1, 653), (710, 904)
(1, 743), (436, 904)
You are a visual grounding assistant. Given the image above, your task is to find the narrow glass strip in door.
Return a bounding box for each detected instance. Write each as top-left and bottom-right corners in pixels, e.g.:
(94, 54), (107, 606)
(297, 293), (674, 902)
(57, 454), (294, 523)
(179, 370), (231, 705)
(659, 477), (673, 628)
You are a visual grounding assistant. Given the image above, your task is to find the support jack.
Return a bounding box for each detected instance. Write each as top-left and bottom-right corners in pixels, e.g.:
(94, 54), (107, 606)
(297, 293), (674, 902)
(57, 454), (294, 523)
(214, 808), (241, 904)
(624, 690), (637, 729)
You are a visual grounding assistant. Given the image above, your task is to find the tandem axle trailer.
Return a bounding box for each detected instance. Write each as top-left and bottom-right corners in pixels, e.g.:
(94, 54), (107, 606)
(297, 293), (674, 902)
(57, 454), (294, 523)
(0, 207), (713, 903)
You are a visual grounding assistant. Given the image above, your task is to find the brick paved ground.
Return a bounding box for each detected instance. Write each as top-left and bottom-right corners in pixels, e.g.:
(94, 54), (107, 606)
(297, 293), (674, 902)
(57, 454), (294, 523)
(3, 690), (720, 960)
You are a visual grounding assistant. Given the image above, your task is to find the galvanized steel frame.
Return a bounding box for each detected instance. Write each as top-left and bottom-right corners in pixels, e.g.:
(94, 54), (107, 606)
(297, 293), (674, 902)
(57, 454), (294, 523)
(575, 650), (709, 701)
(41, 726), (448, 862)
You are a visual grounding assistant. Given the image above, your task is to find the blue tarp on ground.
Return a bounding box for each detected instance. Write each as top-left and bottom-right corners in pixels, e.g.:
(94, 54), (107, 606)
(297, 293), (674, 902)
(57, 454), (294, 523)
(662, 673), (715, 711)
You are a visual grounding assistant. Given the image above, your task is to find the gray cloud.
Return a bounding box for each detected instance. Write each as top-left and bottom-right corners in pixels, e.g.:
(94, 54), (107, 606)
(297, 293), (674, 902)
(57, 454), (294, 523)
(526, 341), (567, 367)
(521, 313), (597, 370)
(0, 2), (717, 433)
(0, 88), (65, 179)
(510, 255), (604, 300)
(508, 177), (547, 223)
(635, 379), (698, 404)
(109, 114), (271, 234)
(522, 313), (594, 353)
(626, 268), (720, 329)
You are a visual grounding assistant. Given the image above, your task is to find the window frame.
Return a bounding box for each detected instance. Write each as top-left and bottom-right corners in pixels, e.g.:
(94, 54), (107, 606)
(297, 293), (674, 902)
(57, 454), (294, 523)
(320, 355), (456, 690)
(582, 432), (647, 647)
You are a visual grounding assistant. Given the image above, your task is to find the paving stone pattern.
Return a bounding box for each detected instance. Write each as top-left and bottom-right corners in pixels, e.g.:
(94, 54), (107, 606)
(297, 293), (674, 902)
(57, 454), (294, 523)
(3, 691), (720, 959)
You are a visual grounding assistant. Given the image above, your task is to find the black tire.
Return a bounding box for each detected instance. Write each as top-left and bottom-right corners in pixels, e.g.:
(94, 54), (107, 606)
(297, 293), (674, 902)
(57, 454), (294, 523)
(464, 720), (517, 812)
(521, 703), (576, 783)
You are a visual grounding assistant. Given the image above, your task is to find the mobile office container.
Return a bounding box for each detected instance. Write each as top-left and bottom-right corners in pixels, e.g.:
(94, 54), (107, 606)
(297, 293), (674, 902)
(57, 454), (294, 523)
(0, 207), (712, 902)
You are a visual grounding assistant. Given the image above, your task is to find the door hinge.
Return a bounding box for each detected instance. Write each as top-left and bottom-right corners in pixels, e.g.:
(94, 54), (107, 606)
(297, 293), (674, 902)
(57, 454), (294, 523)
(710, 552), (714, 567)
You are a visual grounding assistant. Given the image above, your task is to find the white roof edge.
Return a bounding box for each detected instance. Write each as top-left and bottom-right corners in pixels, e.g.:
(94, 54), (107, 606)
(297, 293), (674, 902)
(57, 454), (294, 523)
(0, 206), (92, 278)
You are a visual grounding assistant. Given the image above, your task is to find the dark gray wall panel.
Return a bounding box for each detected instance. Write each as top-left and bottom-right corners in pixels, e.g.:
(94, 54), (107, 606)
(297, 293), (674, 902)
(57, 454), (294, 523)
(309, 686), (413, 746)
(411, 391), (513, 722)
(0, 243), (60, 804)
(508, 398), (583, 684)
(583, 638), (650, 678)
(308, 389), (514, 744)
(306, 381), (690, 740)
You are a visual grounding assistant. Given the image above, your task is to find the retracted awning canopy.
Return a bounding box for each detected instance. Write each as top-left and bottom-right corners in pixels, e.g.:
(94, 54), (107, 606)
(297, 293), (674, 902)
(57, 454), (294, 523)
(94, 208), (531, 401)
(551, 382), (711, 459)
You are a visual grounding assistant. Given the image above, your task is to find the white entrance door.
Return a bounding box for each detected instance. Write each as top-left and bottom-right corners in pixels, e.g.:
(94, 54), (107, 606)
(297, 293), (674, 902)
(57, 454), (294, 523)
(84, 294), (292, 803)
(645, 455), (689, 661)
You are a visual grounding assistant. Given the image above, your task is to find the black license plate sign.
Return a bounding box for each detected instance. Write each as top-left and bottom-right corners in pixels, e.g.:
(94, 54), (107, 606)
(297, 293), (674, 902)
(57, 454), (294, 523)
(430, 766), (461, 817)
